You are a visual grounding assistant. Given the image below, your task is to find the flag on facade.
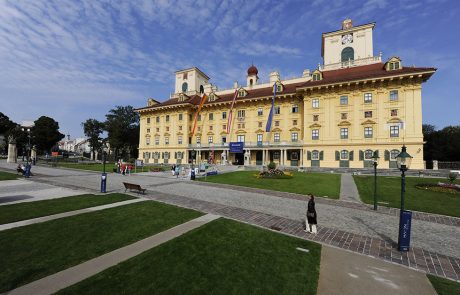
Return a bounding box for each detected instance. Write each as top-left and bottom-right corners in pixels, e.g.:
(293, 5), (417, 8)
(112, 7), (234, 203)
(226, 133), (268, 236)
(226, 89), (238, 134)
(265, 83), (277, 132)
(191, 93), (208, 137)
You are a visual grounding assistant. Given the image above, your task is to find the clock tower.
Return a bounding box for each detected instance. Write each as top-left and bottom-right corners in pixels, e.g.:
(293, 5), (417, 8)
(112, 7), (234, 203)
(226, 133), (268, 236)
(321, 19), (378, 70)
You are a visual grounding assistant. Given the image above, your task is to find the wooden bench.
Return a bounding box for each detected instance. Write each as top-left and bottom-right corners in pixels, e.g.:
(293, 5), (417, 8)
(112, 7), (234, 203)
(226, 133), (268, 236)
(123, 182), (146, 194)
(151, 167), (162, 172)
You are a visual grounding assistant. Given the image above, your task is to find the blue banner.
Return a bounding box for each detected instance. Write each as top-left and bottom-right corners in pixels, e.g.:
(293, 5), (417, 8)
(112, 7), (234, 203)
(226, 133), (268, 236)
(265, 83), (277, 132)
(398, 210), (412, 251)
(229, 142), (244, 153)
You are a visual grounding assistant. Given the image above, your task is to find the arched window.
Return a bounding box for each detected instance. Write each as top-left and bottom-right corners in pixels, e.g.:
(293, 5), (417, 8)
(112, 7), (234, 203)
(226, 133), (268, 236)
(390, 149), (400, 160)
(249, 79), (253, 86)
(182, 82), (188, 92)
(340, 150), (349, 160)
(312, 150), (319, 160)
(341, 47), (354, 62)
(364, 149), (373, 160)
(199, 85), (204, 94)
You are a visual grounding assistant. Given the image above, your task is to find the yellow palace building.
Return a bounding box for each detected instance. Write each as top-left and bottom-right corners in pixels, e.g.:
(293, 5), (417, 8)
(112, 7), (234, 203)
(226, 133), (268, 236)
(135, 19), (436, 169)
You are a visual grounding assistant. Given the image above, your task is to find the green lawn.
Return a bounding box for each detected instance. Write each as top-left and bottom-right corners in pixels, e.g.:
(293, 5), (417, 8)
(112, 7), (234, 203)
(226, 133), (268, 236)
(0, 201), (202, 293)
(198, 171), (341, 198)
(0, 193), (135, 225)
(427, 274), (460, 295)
(58, 218), (321, 295)
(54, 162), (117, 172)
(0, 171), (18, 181)
(353, 176), (460, 217)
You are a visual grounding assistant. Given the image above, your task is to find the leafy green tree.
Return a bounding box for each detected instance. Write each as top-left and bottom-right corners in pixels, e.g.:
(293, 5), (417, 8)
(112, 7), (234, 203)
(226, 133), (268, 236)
(0, 112), (17, 153)
(105, 106), (139, 160)
(423, 124), (460, 162)
(31, 116), (65, 154)
(82, 119), (105, 159)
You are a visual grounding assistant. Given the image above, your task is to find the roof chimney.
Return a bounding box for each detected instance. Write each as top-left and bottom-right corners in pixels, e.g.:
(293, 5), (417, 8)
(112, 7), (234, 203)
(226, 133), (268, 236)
(269, 71), (280, 84)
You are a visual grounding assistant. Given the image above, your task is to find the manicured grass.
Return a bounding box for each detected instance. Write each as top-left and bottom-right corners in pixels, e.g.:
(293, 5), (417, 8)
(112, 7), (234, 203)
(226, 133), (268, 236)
(58, 218), (321, 295)
(353, 176), (460, 217)
(198, 171), (341, 198)
(0, 193), (135, 225)
(0, 201), (203, 293)
(427, 274), (460, 295)
(0, 171), (17, 181)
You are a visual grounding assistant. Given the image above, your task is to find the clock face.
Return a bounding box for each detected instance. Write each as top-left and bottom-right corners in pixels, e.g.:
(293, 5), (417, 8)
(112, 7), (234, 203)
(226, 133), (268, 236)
(342, 34), (353, 44)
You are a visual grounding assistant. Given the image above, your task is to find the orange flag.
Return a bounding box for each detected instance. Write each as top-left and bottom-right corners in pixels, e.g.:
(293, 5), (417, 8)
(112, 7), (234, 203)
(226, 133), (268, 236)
(191, 93), (208, 137)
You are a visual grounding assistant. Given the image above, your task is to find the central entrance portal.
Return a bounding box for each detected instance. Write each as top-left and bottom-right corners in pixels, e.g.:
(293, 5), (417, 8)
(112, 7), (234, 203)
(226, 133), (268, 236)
(234, 152), (244, 165)
(256, 151), (263, 165)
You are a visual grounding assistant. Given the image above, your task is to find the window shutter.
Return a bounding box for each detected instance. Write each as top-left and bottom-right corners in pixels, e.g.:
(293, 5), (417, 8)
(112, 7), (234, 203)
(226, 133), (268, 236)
(320, 151), (324, 160)
(385, 150), (390, 161)
(162, 152), (164, 159)
(174, 152), (177, 159)
(307, 151), (311, 160)
(359, 150), (364, 161)
(375, 150), (379, 158)
(349, 151), (354, 161)
(335, 151), (340, 161)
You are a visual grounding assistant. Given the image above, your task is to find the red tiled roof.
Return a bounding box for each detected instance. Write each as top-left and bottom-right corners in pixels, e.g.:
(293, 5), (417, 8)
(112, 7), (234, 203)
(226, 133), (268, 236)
(299, 63), (436, 89)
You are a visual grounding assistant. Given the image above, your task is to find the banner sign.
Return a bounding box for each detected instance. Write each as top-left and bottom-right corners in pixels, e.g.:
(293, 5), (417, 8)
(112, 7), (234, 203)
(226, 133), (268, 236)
(229, 142), (244, 153)
(398, 210), (412, 251)
(135, 160), (143, 167)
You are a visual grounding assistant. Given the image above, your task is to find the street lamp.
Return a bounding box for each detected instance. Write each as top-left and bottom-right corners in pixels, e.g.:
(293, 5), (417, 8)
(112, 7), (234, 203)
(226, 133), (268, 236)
(396, 145), (413, 251)
(190, 149), (196, 180)
(21, 127), (31, 163)
(371, 151), (380, 210)
(100, 145), (108, 193)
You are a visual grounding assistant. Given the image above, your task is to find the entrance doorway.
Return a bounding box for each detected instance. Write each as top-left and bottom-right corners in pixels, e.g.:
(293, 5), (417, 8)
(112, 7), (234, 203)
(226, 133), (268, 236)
(234, 153), (244, 165)
(256, 151), (263, 165)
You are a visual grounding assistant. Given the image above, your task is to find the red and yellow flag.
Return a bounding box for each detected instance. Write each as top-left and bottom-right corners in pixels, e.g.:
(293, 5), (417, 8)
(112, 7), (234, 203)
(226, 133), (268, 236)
(191, 93), (208, 137)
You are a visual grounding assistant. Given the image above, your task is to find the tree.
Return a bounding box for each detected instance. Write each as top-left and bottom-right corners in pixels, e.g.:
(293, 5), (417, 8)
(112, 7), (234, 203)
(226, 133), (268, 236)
(105, 106), (139, 160)
(82, 119), (105, 160)
(0, 112), (17, 153)
(423, 124), (460, 162)
(31, 116), (65, 154)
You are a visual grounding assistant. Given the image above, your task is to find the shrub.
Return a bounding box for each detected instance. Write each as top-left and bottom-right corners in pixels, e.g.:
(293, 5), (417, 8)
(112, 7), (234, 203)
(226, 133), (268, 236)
(267, 162), (276, 170)
(448, 172), (458, 184)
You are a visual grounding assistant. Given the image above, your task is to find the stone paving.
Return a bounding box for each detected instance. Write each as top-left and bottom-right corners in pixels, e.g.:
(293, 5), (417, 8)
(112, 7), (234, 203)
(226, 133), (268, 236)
(339, 173), (362, 203)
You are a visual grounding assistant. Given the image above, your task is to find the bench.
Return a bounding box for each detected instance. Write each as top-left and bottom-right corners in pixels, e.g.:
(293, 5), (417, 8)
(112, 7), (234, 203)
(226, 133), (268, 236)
(123, 182), (146, 194)
(151, 167), (162, 172)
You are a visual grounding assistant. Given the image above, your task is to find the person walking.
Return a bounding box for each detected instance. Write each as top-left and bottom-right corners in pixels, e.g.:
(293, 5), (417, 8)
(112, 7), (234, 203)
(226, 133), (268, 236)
(305, 194), (317, 234)
(171, 164), (176, 176)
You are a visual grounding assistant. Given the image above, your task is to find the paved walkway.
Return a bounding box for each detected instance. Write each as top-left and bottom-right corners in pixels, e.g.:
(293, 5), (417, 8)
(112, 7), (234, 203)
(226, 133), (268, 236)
(340, 173), (361, 203)
(0, 199), (144, 231)
(317, 245), (437, 295)
(6, 213), (220, 295)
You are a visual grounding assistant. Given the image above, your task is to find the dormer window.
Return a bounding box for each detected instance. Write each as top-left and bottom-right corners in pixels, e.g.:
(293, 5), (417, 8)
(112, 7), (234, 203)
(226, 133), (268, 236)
(386, 57), (402, 71)
(274, 82), (283, 93)
(209, 93), (215, 102)
(238, 88), (247, 97)
(312, 71), (322, 81)
(389, 62), (400, 70)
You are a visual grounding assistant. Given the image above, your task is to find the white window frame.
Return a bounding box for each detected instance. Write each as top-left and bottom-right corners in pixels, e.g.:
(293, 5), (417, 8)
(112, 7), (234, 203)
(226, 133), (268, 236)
(291, 132), (298, 142)
(340, 96), (348, 105)
(390, 125), (399, 137)
(274, 133), (280, 142)
(146, 137), (150, 145)
(237, 110), (245, 118)
(390, 90), (398, 101)
(196, 136), (201, 144)
(340, 128), (348, 139)
(155, 137), (159, 145)
(274, 106), (281, 115)
(312, 98), (319, 108)
(340, 150), (349, 160)
(292, 105), (299, 113)
(178, 136), (182, 145)
(364, 127), (373, 138)
(222, 112), (227, 119)
(312, 129), (319, 140)
(208, 136), (213, 143)
(364, 149), (373, 160)
(165, 137), (169, 145)
(257, 134), (263, 143)
(364, 93), (372, 103)
(257, 108), (263, 116)
(237, 135), (245, 142)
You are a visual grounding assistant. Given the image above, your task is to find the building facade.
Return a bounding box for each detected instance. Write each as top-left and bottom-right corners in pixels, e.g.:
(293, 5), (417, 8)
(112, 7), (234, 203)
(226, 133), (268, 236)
(136, 19), (436, 169)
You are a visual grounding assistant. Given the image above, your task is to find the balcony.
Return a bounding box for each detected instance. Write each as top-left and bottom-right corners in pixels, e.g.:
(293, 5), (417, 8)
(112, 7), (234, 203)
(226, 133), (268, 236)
(187, 141), (304, 149)
(319, 55), (382, 71)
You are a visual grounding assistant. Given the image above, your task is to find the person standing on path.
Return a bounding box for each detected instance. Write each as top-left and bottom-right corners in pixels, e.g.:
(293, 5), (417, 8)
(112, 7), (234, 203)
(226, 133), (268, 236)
(305, 194), (317, 234)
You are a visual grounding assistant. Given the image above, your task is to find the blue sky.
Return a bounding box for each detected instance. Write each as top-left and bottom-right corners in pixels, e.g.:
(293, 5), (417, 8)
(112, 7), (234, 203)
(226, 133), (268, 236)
(1, 0), (459, 138)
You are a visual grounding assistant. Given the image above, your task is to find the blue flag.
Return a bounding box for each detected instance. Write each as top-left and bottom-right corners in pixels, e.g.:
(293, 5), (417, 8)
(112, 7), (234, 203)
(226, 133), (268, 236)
(265, 83), (277, 132)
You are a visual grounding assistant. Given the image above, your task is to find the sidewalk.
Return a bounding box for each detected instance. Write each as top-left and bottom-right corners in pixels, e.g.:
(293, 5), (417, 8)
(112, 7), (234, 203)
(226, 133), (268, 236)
(6, 214), (220, 295)
(340, 173), (361, 203)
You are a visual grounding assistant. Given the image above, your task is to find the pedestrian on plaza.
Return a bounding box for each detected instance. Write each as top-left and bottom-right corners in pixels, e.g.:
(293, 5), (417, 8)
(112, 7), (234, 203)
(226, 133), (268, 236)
(171, 164), (176, 176)
(175, 165), (180, 178)
(305, 194), (317, 234)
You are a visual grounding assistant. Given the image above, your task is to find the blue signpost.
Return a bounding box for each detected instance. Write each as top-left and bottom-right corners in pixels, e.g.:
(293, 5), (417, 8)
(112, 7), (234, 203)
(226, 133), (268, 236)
(398, 210), (412, 251)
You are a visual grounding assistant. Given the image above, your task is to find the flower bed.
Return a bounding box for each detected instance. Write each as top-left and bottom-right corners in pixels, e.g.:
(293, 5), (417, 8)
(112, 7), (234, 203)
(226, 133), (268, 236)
(415, 183), (460, 194)
(257, 169), (293, 179)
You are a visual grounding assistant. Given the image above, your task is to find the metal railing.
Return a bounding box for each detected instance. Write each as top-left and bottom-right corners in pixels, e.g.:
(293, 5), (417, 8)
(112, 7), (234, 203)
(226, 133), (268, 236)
(319, 55), (382, 71)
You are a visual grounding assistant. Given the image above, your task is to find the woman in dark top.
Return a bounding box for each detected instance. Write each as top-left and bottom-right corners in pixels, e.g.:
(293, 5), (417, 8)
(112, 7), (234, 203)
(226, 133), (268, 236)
(305, 194), (317, 234)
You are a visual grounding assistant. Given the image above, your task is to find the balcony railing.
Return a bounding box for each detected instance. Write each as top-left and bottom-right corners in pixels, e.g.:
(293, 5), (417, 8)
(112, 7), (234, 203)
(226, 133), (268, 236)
(187, 140), (303, 149)
(319, 55), (382, 71)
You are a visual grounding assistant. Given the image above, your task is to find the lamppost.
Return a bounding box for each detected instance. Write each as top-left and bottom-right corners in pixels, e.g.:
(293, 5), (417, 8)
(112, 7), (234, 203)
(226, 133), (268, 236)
(21, 127), (31, 163)
(396, 145), (413, 251)
(190, 149), (196, 180)
(371, 151), (380, 210)
(100, 145), (107, 193)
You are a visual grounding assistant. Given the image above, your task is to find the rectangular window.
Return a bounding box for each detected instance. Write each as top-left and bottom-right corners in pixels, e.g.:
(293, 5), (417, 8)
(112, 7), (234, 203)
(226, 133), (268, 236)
(166, 115), (170, 122)
(146, 137), (150, 145)
(179, 126), (182, 131)
(222, 112), (227, 119)
(293, 120), (297, 126)
(364, 93), (372, 103)
(155, 137), (159, 145)
(364, 127), (373, 138)
(340, 96), (348, 105)
(237, 135), (245, 142)
(156, 128), (159, 132)
(166, 127), (169, 132)
(274, 133), (280, 142)
(312, 99), (319, 108)
(258, 122), (262, 128)
(146, 128), (150, 133)
(208, 136), (213, 143)
(390, 90), (398, 101)
(292, 105), (299, 113)
(257, 134), (263, 143)
(275, 121), (279, 127)
(291, 132), (298, 142)
(178, 136), (183, 145)
(209, 126), (213, 131)
(391, 109), (398, 116)
(209, 113), (214, 120)
(273, 152), (280, 160)
(237, 110), (245, 118)
(147, 118), (151, 124)
(257, 108), (263, 116)
(313, 115), (319, 122)
(312, 129), (319, 140)
(223, 124), (226, 130)
(340, 128), (349, 139)
(341, 150), (349, 160)
(222, 136), (227, 143)
(364, 111), (372, 118)
(274, 106), (281, 115)
(390, 126), (399, 137)
(196, 136), (201, 144)
(165, 137), (169, 145)
(178, 113), (183, 121)
(341, 113), (347, 120)
(156, 116), (160, 123)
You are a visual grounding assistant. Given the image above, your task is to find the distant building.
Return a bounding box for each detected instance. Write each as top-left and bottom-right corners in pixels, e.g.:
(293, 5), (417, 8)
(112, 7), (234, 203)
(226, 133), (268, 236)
(135, 19), (436, 169)
(59, 138), (91, 154)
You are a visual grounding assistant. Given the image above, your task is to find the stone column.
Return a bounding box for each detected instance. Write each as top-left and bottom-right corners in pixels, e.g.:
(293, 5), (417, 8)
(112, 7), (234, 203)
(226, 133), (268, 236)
(7, 143), (17, 163)
(284, 149), (288, 167)
(31, 147), (37, 160)
(433, 160), (438, 170)
(262, 149), (265, 165)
